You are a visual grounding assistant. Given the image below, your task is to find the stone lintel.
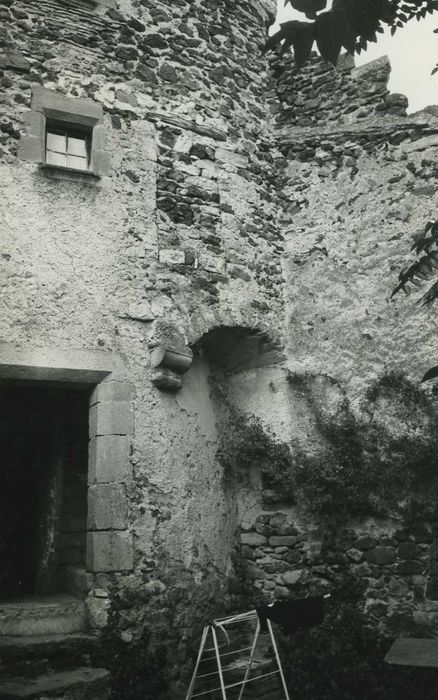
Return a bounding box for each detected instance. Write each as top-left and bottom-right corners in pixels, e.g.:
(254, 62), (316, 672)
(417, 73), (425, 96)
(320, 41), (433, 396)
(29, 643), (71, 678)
(32, 86), (103, 127)
(275, 119), (428, 145)
(0, 344), (113, 383)
(146, 110), (227, 142)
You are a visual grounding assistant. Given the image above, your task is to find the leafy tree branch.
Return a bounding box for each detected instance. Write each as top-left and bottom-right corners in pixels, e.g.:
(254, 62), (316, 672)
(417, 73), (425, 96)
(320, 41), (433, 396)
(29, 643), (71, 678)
(265, 0), (438, 69)
(391, 220), (438, 306)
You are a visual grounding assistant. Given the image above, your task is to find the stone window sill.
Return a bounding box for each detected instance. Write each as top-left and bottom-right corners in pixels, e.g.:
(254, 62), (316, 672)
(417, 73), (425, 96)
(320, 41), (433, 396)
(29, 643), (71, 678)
(38, 163), (101, 182)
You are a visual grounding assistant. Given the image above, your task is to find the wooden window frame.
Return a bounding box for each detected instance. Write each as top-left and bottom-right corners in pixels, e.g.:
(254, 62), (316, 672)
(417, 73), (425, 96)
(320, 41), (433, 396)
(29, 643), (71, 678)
(45, 121), (92, 173)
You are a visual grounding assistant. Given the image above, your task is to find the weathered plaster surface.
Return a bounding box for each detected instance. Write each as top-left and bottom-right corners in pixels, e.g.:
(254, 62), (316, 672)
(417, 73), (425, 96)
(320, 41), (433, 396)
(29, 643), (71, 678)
(282, 136), (438, 397)
(2, 0), (438, 691)
(271, 54), (438, 400)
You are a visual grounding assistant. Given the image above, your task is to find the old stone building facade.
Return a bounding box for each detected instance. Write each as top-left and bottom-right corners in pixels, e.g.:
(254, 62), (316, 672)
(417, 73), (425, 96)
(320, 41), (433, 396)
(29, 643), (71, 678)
(1, 0), (438, 696)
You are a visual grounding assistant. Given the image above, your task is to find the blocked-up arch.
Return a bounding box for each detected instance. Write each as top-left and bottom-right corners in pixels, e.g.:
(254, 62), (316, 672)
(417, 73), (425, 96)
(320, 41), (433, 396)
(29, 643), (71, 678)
(196, 325), (285, 375)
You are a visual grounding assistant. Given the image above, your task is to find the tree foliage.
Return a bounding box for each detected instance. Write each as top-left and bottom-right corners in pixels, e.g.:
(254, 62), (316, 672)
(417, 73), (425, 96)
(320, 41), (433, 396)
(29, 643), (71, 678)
(391, 220), (438, 383)
(265, 0), (438, 69)
(391, 220), (438, 305)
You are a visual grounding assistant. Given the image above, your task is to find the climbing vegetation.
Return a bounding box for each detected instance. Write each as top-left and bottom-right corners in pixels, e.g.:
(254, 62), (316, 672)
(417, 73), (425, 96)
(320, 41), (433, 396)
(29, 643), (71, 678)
(219, 373), (438, 522)
(391, 219), (438, 383)
(217, 407), (295, 494)
(98, 611), (170, 700)
(391, 219), (438, 307)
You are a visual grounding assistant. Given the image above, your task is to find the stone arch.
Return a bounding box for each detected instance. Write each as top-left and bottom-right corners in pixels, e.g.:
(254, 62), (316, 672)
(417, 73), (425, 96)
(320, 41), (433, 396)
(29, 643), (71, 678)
(149, 319), (286, 391)
(195, 325), (286, 375)
(149, 323), (290, 574)
(191, 324), (291, 448)
(183, 304), (285, 355)
(186, 325), (290, 531)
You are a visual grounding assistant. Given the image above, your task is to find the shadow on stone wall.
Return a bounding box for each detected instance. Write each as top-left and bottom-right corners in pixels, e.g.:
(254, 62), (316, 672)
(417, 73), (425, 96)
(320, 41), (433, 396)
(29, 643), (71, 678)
(227, 370), (438, 640)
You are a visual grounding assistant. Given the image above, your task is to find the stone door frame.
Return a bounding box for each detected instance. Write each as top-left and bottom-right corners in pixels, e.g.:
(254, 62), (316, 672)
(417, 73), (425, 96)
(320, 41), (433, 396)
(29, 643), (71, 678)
(0, 344), (134, 579)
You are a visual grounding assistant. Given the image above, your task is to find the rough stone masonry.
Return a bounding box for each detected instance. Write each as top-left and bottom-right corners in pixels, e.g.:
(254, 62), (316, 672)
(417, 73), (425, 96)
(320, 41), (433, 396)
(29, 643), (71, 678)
(1, 0), (438, 693)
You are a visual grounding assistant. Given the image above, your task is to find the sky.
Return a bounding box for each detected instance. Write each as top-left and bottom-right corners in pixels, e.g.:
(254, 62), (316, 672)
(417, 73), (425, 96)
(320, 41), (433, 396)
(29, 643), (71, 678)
(275, 0), (437, 113)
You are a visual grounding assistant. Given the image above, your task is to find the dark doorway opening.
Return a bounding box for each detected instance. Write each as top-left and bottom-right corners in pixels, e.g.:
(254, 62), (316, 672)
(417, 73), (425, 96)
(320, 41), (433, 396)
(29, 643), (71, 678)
(0, 384), (89, 599)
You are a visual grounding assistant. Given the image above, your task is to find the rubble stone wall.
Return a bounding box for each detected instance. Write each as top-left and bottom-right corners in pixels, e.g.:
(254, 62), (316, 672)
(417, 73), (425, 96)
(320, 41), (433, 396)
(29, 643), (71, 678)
(270, 52), (408, 126)
(0, 0), (282, 346)
(0, 0), (285, 689)
(272, 53), (438, 395)
(254, 47), (438, 640)
(2, 0), (438, 691)
(241, 512), (438, 636)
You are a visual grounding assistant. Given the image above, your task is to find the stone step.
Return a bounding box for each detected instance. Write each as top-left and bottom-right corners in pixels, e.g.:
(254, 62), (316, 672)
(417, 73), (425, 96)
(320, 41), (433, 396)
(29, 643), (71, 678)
(0, 632), (99, 657)
(0, 633), (100, 678)
(0, 596), (86, 637)
(0, 667), (110, 699)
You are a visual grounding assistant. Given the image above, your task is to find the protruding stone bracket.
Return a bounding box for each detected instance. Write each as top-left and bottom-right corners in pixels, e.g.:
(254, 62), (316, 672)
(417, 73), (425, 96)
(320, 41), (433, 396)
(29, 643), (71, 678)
(149, 322), (193, 391)
(151, 346), (193, 391)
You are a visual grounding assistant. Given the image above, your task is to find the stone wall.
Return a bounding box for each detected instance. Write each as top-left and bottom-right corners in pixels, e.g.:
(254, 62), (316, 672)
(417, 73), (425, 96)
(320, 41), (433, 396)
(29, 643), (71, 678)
(254, 47), (438, 641)
(0, 0), (283, 347)
(2, 0), (438, 693)
(224, 361), (438, 638)
(272, 53), (438, 394)
(241, 512), (438, 636)
(0, 0), (285, 691)
(270, 52), (408, 126)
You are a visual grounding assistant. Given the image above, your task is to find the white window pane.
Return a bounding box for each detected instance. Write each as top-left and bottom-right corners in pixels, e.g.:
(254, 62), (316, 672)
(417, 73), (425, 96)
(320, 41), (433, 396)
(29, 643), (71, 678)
(46, 150), (66, 167)
(67, 136), (87, 158)
(66, 155), (88, 170)
(47, 132), (66, 152)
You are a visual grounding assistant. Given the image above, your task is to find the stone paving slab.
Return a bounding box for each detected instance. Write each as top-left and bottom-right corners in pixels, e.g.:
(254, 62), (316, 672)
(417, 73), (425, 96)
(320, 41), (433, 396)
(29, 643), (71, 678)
(385, 637), (438, 668)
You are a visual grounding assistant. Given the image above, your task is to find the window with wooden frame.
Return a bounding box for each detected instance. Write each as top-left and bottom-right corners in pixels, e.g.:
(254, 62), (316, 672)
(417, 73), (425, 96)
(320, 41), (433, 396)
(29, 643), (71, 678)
(18, 87), (111, 179)
(45, 122), (92, 171)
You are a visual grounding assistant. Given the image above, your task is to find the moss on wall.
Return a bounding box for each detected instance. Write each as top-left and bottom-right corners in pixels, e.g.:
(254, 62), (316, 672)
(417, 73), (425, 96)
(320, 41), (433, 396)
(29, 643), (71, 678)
(220, 372), (438, 523)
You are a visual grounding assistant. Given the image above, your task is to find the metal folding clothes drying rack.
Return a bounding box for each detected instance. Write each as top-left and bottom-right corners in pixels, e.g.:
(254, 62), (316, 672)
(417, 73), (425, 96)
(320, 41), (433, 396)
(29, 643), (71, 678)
(185, 608), (291, 700)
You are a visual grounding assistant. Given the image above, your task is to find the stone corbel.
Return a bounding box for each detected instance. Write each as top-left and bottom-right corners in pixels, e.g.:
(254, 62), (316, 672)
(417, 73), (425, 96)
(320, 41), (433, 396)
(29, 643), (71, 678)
(149, 322), (193, 391)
